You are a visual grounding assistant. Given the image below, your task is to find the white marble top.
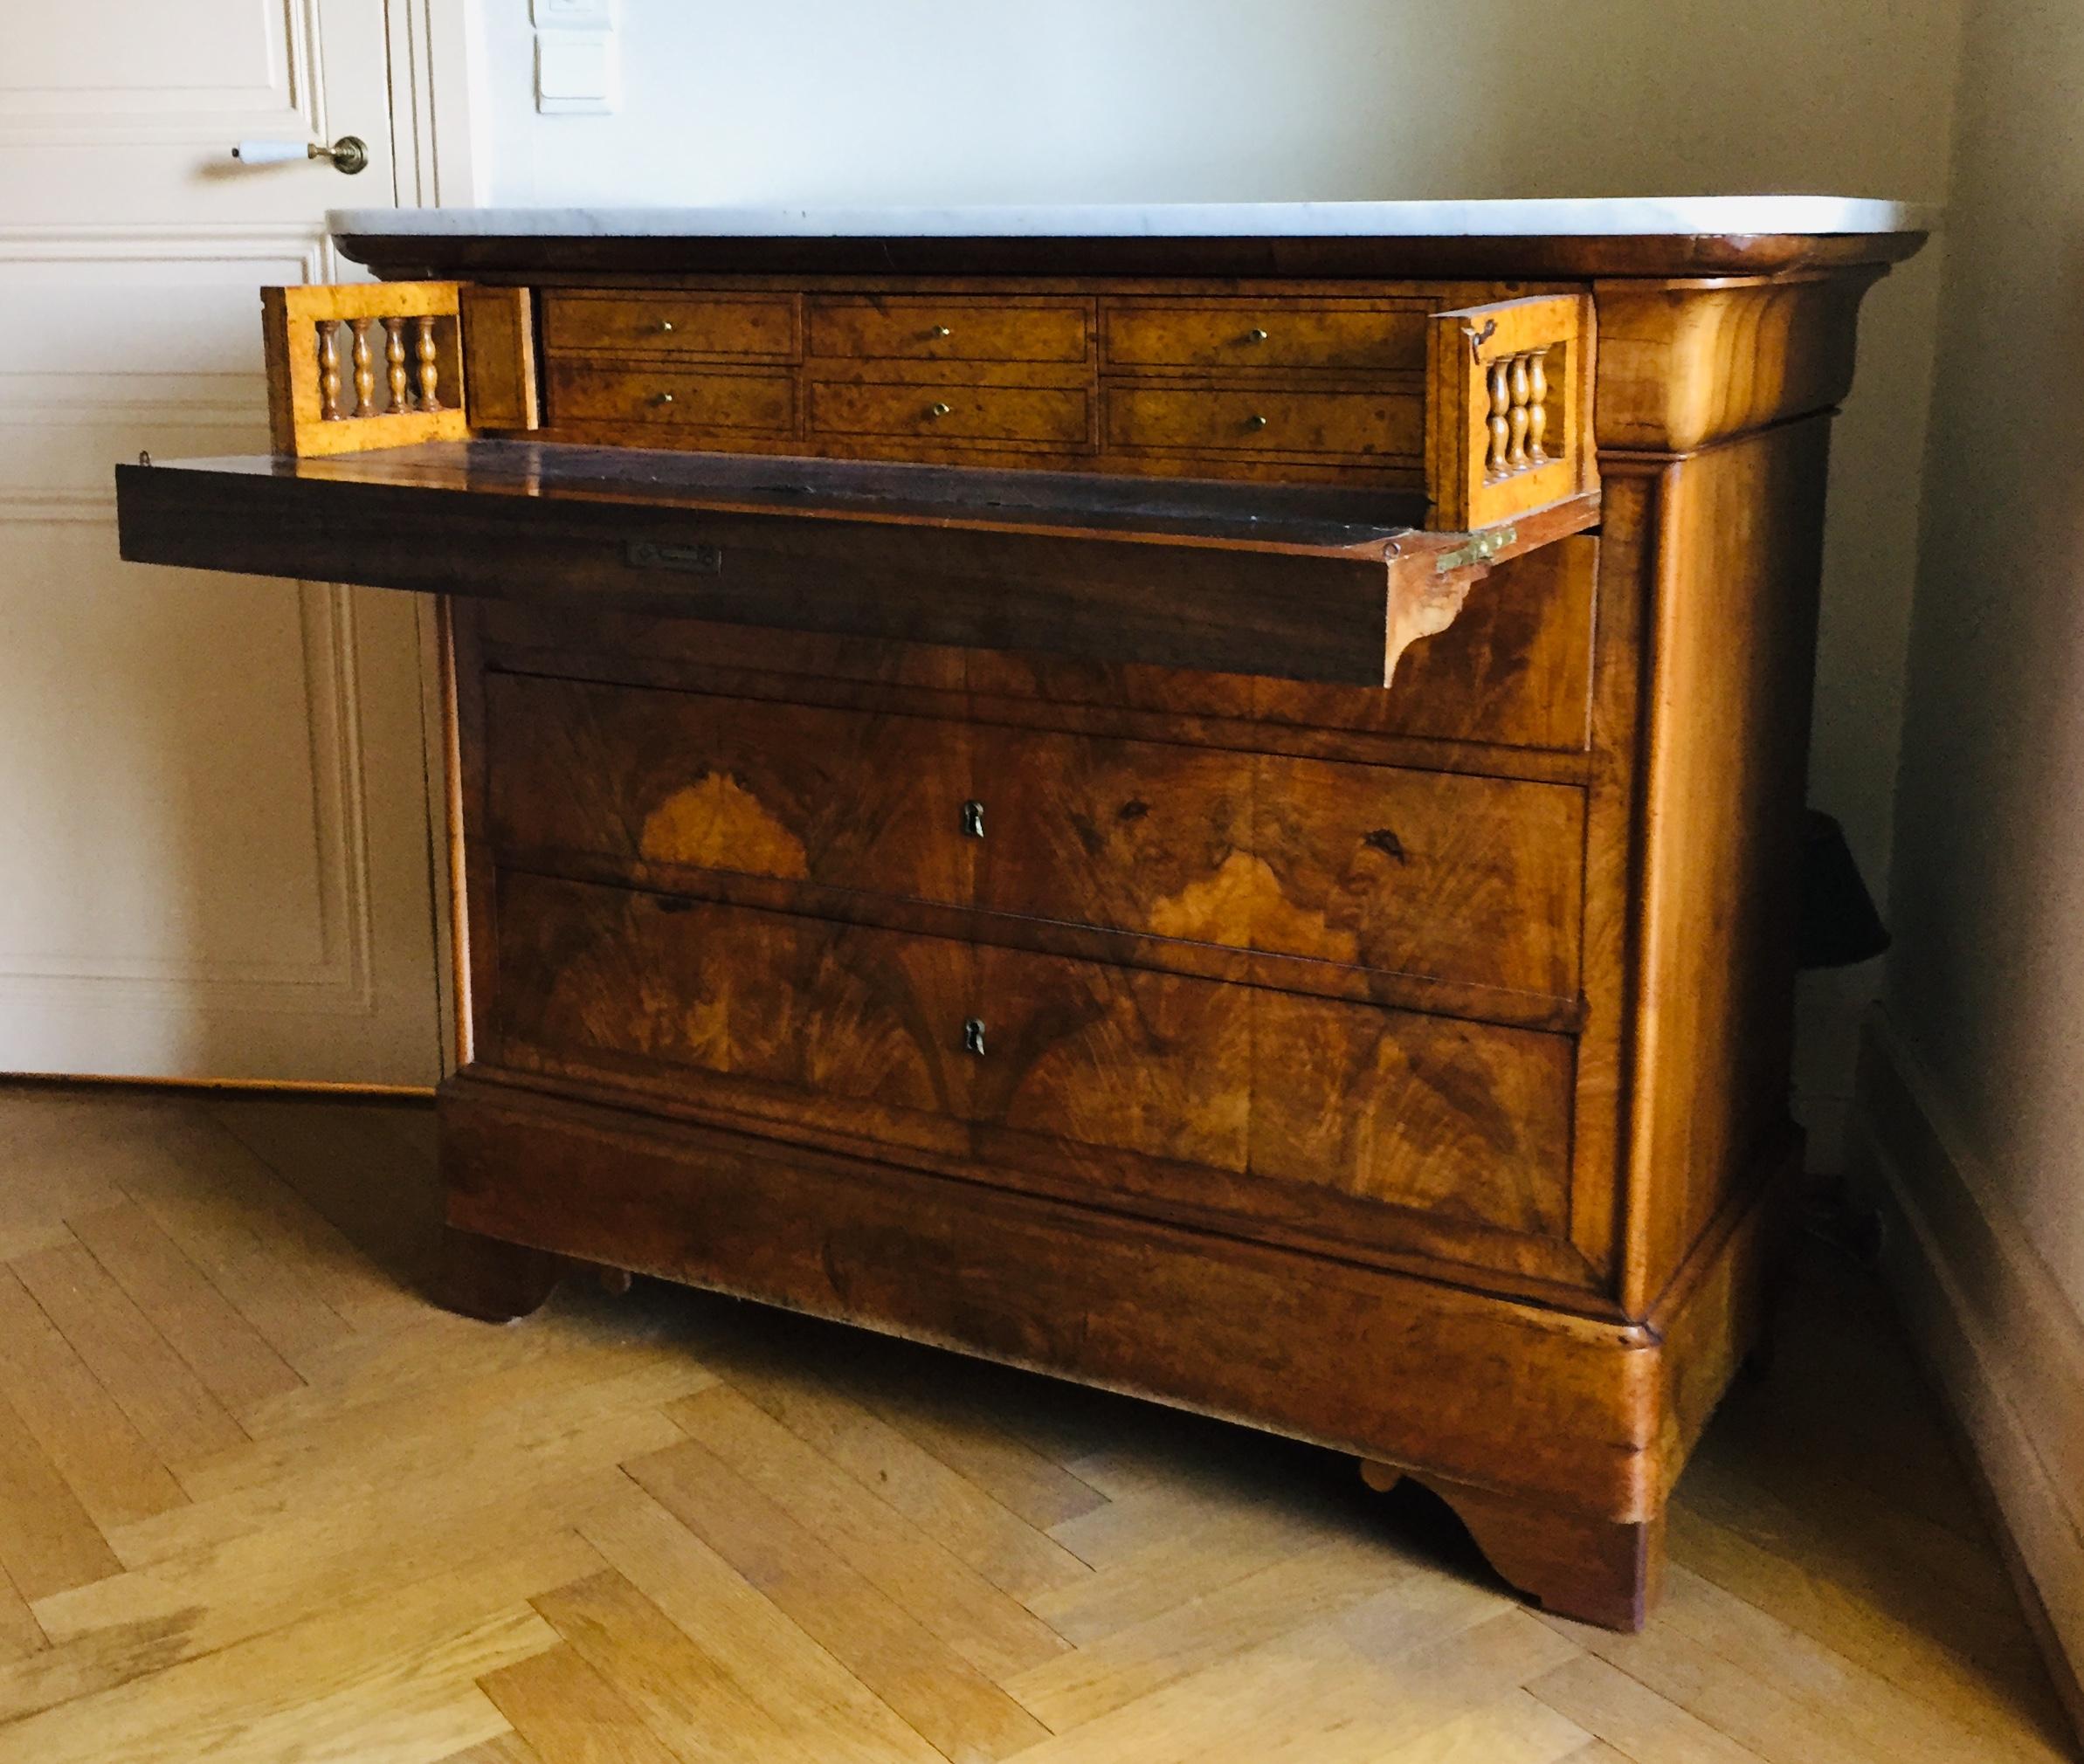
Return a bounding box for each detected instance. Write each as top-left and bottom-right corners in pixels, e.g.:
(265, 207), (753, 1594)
(329, 196), (1931, 241)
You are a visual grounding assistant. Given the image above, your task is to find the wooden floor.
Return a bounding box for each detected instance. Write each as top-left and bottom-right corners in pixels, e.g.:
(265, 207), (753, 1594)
(0, 1085), (2073, 1764)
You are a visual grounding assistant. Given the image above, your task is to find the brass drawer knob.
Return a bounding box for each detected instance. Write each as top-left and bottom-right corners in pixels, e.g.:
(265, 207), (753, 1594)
(963, 1017), (987, 1057)
(928, 324), (953, 339)
(1245, 327), (1269, 344)
(659, 320), (675, 333)
(1243, 412), (1268, 431)
(652, 390), (675, 406)
(926, 400), (953, 420)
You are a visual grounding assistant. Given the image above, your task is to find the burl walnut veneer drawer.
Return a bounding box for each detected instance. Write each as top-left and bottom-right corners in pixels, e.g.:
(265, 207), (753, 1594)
(547, 362), (795, 433)
(808, 296), (1090, 363)
(1101, 300), (1427, 372)
(806, 380), (1089, 446)
(1103, 385), (1421, 458)
(485, 673), (1584, 1001)
(541, 292), (798, 361)
(491, 872), (1577, 1256)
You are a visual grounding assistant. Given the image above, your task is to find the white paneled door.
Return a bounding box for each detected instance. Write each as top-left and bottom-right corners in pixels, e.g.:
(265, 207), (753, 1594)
(0, 4), (445, 1085)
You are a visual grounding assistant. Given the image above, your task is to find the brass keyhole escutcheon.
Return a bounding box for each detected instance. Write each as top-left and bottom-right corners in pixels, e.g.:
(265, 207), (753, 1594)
(927, 401), (953, 420)
(1244, 412), (1269, 431)
(961, 800), (985, 838)
(963, 1017), (987, 1057)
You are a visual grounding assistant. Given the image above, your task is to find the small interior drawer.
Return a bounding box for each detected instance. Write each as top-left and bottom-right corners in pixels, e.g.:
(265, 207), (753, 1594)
(1103, 384), (1421, 458)
(1102, 300), (1427, 372)
(548, 362), (796, 432)
(806, 379), (1089, 444)
(809, 297), (1090, 363)
(541, 292), (798, 361)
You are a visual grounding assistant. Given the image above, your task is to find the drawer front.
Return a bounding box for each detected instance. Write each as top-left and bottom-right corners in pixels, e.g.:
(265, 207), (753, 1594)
(492, 873), (1575, 1252)
(486, 677), (1582, 1002)
(1104, 385), (1420, 458)
(486, 674), (970, 905)
(807, 379), (1089, 445)
(809, 297), (1090, 363)
(542, 292), (797, 360)
(1103, 301), (1426, 372)
(976, 727), (1583, 1000)
(548, 361), (795, 432)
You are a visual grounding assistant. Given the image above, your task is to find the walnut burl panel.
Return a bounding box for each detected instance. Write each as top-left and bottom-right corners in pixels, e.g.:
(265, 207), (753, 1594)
(487, 872), (1577, 1270)
(486, 675), (974, 904)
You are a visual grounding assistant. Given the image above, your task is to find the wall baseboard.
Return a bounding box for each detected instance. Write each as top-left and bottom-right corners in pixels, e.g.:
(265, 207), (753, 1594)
(1848, 1009), (2084, 1743)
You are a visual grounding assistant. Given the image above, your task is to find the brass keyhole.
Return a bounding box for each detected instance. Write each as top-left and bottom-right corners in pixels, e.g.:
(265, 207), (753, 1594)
(961, 800), (985, 838)
(963, 1017), (987, 1057)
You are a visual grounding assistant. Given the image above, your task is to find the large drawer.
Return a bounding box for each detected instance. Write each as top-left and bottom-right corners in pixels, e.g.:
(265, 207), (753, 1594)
(485, 674), (1584, 1001)
(489, 872), (1577, 1258)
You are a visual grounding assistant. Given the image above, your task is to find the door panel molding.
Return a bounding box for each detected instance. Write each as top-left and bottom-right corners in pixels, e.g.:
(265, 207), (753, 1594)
(0, 1), (319, 141)
(0, 2), (445, 1084)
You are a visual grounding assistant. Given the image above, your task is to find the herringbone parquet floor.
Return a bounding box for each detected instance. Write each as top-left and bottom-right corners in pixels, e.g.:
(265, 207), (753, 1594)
(0, 1081), (2072, 1764)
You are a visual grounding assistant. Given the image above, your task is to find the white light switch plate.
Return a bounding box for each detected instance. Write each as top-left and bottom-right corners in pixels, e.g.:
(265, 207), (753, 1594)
(535, 31), (617, 114)
(533, 0), (612, 28)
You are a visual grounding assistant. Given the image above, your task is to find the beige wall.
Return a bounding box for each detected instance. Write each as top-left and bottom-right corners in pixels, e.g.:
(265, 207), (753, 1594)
(473, 0), (1968, 1160)
(1887, 0), (2084, 1319)
(1851, 0), (2084, 1697)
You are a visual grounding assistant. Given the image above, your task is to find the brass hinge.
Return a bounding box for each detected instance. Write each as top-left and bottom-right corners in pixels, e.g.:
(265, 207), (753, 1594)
(1432, 526), (1516, 575)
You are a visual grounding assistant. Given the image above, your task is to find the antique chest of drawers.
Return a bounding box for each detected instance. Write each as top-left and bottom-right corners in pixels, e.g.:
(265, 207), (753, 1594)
(114, 199), (1926, 1630)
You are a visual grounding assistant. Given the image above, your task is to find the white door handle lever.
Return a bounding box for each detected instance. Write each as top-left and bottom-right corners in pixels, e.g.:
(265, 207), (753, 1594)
(232, 136), (369, 175)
